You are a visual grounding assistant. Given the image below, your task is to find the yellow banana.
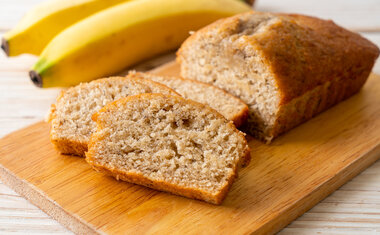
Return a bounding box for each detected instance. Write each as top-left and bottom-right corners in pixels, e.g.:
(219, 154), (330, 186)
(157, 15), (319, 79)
(1, 0), (133, 56)
(29, 0), (252, 88)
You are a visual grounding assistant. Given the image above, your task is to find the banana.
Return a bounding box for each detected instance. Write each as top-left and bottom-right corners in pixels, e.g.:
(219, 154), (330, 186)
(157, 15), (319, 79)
(29, 0), (251, 88)
(1, 0), (133, 56)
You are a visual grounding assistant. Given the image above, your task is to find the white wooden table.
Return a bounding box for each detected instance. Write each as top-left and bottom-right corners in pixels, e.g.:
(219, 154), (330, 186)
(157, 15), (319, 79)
(0, 0), (380, 234)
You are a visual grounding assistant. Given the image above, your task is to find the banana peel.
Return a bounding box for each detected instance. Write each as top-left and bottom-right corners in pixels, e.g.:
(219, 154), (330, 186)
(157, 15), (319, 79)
(30, 0), (252, 88)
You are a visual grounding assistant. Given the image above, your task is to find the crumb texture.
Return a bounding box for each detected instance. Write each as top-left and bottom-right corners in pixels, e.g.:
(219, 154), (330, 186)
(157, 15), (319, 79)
(178, 11), (380, 142)
(86, 93), (250, 204)
(128, 72), (249, 127)
(49, 77), (178, 156)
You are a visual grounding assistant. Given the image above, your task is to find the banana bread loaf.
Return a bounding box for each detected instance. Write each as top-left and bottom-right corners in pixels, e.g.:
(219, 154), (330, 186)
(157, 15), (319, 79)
(86, 93), (250, 204)
(177, 11), (380, 142)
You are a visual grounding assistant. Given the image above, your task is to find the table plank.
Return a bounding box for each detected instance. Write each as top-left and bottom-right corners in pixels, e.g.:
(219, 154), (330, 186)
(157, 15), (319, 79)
(255, 0), (380, 32)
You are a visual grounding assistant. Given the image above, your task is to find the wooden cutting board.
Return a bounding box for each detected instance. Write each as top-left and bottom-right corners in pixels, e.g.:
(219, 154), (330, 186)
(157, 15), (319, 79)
(1, 62), (380, 235)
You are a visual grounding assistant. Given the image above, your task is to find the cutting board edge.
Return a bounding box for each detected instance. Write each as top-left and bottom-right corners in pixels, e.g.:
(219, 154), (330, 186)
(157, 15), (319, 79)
(0, 160), (100, 235)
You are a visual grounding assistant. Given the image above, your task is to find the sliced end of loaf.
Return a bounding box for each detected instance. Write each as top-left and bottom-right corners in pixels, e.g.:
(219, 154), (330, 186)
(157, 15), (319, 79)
(177, 13), (281, 141)
(86, 93), (250, 204)
(49, 76), (179, 156)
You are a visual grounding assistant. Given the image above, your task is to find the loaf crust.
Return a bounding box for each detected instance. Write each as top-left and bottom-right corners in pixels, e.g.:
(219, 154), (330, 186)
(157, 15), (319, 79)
(178, 11), (380, 142)
(86, 93), (251, 204)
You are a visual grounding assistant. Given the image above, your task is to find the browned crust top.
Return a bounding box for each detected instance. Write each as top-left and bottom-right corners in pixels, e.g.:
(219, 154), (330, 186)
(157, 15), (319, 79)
(178, 11), (380, 104)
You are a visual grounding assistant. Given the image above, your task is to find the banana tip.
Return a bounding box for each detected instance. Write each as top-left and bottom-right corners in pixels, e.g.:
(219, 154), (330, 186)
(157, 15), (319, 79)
(1, 37), (9, 56)
(29, 70), (43, 88)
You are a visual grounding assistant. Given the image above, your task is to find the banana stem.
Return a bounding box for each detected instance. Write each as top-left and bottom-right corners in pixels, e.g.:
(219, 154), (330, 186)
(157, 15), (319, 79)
(1, 38), (9, 56)
(244, 0), (255, 6)
(29, 70), (43, 88)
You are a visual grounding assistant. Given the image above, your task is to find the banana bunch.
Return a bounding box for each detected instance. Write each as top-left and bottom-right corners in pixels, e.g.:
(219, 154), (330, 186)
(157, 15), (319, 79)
(2, 0), (252, 88)
(2, 0), (133, 56)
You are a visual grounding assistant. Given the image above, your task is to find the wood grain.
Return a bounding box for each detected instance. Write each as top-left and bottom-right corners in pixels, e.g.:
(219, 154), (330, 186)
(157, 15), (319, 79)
(0, 62), (380, 235)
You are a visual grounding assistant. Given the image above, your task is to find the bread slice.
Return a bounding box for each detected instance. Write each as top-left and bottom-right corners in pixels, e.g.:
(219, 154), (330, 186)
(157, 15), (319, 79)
(48, 77), (180, 156)
(127, 71), (249, 127)
(177, 11), (380, 142)
(86, 93), (251, 204)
